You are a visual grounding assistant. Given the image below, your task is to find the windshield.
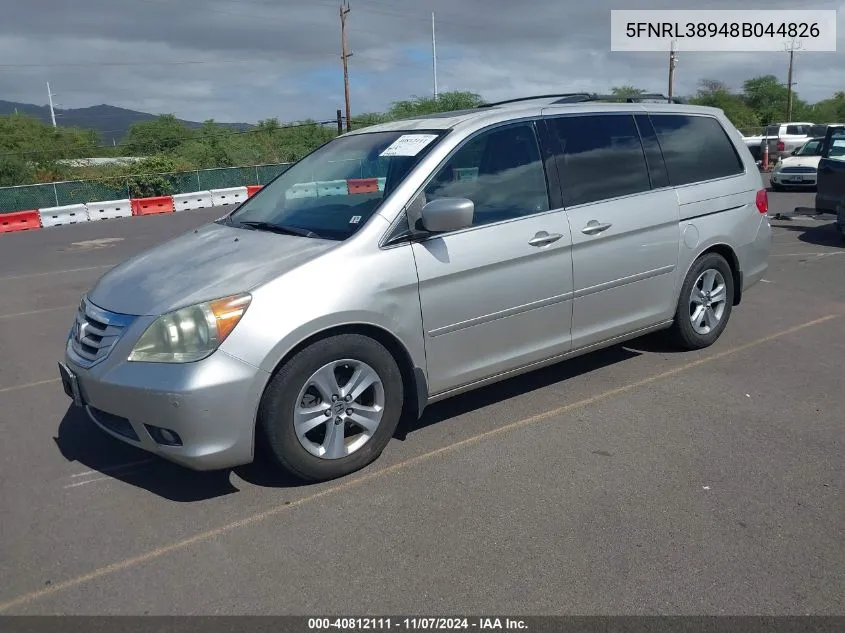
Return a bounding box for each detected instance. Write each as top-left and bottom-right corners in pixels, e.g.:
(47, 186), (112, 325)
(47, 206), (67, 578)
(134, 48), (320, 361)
(222, 129), (446, 240)
(796, 139), (823, 156)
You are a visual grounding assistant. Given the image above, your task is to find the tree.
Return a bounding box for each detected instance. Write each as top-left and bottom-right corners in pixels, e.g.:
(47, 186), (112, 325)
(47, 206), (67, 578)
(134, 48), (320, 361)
(388, 91), (484, 119)
(0, 113), (99, 182)
(741, 75), (809, 124)
(611, 85), (647, 99)
(689, 79), (760, 132)
(122, 114), (194, 154)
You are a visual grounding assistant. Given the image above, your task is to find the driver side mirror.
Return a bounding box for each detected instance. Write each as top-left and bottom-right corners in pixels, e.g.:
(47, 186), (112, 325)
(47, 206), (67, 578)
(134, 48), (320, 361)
(419, 198), (474, 233)
(791, 148), (798, 156)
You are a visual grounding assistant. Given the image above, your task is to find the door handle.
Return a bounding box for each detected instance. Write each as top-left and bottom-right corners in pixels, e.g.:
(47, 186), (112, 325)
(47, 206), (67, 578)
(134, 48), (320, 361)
(581, 220), (613, 235)
(528, 231), (563, 247)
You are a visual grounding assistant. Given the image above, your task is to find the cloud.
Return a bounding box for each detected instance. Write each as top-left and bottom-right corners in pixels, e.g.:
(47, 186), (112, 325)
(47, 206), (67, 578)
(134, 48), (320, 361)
(1, 0), (843, 123)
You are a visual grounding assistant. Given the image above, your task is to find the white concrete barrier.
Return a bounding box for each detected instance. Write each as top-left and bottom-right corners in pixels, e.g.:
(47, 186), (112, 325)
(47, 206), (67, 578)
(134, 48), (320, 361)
(210, 186), (248, 206)
(38, 204), (89, 228)
(173, 191), (214, 211)
(317, 180), (348, 197)
(285, 182), (318, 200)
(85, 199), (132, 221)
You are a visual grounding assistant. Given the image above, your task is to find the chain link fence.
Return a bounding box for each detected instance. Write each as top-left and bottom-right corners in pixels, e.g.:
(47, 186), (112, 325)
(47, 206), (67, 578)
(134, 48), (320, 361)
(0, 163), (292, 213)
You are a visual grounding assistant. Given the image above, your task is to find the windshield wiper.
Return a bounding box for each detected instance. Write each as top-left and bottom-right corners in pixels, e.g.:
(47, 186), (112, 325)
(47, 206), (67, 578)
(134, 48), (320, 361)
(236, 221), (321, 238)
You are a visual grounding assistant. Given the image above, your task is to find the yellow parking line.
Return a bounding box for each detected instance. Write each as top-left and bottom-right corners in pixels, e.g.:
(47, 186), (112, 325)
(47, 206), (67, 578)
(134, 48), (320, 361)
(0, 312), (839, 613)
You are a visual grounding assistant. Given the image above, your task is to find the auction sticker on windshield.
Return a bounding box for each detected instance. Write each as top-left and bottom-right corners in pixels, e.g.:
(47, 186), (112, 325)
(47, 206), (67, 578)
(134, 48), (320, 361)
(380, 134), (439, 157)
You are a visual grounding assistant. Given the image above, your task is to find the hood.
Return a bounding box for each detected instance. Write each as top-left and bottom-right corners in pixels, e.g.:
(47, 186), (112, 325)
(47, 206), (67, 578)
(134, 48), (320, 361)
(87, 221), (336, 316)
(778, 155), (821, 169)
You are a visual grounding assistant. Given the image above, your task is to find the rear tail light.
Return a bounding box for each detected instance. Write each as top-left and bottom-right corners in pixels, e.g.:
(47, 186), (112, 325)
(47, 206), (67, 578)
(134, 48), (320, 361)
(756, 189), (768, 214)
(777, 140), (785, 152)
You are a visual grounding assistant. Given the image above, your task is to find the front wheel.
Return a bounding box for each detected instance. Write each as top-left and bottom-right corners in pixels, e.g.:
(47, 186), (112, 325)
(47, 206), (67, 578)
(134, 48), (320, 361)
(668, 253), (735, 350)
(259, 334), (404, 482)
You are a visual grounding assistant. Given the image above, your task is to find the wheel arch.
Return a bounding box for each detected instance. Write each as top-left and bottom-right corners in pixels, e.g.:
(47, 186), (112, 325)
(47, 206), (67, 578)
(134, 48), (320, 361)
(682, 242), (743, 306)
(258, 322), (428, 426)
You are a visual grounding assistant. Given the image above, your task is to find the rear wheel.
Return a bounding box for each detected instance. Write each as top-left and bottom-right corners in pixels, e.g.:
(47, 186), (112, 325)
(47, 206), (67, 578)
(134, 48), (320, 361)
(668, 253), (735, 350)
(259, 334), (404, 482)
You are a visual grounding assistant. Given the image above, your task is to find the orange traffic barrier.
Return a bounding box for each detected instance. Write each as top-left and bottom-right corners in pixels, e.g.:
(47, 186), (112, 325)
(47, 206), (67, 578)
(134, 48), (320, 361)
(347, 178), (379, 194)
(0, 210), (41, 233)
(246, 185), (263, 197)
(131, 196), (175, 216)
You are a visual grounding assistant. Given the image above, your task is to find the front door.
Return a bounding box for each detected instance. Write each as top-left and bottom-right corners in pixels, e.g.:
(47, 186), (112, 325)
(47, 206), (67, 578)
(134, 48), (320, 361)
(817, 126), (845, 213)
(542, 112), (680, 350)
(411, 121), (574, 395)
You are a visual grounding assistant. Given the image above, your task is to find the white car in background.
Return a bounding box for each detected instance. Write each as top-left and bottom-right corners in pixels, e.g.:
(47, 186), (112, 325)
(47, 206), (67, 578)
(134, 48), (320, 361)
(770, 137), (824, 191)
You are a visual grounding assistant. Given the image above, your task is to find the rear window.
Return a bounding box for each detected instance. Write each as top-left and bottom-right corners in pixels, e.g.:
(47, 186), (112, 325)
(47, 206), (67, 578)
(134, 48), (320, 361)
(650, 115), (744, 186)
(765, 125), (780, 137)
(786, 124), (810, 135)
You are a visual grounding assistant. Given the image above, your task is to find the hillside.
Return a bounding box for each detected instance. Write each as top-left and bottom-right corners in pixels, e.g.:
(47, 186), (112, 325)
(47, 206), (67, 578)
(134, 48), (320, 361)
(0, 100), (252, 143)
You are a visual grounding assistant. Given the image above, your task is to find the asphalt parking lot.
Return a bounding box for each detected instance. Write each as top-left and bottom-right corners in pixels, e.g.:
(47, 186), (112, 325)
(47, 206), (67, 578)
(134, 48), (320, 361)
(0, 189), (843, 616)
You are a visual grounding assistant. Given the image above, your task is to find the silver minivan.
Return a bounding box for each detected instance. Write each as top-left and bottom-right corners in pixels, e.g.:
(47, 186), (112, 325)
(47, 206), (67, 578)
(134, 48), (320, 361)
(59, 97), (772, 482)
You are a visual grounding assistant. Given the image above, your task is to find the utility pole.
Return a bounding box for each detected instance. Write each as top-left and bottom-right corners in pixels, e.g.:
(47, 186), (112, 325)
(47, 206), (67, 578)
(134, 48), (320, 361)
(47, 82), (57, 127)
(432, 11), (438, 100)
(785, 40), (800, 121)
(667, 40), (678, 101)
(340, 1), (352, 132)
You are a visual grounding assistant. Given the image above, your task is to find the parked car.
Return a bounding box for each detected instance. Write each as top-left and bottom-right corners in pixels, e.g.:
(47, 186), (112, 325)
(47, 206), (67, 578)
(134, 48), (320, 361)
(770, 137), (824, 190)
(58, 97), (772, 482)
(815, 124), (845, 241)
(743, 122), (813, 162)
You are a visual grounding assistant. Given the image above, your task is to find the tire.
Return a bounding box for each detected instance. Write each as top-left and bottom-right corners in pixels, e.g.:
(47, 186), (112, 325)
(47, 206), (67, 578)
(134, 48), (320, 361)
(259, 334), (404, 482)
(668, 253), (735, 350)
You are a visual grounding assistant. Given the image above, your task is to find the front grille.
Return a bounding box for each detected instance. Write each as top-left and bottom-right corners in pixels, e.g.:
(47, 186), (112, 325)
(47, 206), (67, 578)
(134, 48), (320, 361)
(69, 297), (136, 368)
(780, 166), (817, 174)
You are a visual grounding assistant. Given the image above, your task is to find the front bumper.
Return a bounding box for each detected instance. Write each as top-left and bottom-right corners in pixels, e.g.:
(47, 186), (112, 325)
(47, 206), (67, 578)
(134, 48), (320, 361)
(62, 343), (270, 471)
(771, 172), (817, 187)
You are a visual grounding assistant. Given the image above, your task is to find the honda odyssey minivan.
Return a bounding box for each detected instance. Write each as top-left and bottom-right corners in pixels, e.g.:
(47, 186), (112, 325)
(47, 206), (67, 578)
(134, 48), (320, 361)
(59, 95), (772, 482)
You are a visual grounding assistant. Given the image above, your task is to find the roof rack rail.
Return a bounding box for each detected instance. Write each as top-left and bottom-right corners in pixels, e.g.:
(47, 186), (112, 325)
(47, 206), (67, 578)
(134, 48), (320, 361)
(476, 93), (593, 108)
(477, 92), (686, 108)
(586, 93), (685, 104)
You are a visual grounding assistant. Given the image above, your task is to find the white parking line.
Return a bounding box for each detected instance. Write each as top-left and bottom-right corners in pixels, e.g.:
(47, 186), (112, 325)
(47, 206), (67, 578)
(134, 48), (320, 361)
(772, 252), (844, 257)
(0, 305), (75, 320)
(70, 459), (155, 478)
(0, 265), (114, 283)
(64, 459), (157, 489)
(64, 469), (149, 489)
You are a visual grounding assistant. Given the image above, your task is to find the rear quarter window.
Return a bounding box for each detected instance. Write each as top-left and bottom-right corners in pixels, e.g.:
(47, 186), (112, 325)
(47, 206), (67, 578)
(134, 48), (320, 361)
(826, 132), (845, 161)
(650, 114), (745, 186)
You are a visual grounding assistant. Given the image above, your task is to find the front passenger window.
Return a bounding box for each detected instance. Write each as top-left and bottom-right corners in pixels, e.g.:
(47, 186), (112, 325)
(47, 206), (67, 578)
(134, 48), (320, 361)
(423, 123), (550, 227)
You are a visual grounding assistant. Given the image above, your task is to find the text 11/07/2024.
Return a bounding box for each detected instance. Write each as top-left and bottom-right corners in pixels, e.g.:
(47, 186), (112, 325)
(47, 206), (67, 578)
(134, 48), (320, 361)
(610, 9), (837, 52)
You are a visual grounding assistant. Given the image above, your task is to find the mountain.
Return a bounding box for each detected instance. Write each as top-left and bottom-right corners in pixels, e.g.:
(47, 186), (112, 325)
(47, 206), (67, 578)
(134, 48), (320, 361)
(0, 100), (253, 143)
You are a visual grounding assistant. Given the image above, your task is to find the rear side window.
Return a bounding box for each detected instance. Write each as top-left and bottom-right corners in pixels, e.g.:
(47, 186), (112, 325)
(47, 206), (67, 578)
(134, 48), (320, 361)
(826, 130), (845, 162)
(650, 115), (744, 186)
(786, 124), (810, 135)
(546, 114), (651, 206)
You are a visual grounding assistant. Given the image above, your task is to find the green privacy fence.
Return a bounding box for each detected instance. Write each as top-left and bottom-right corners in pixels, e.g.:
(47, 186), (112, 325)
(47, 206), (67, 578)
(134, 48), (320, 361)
(0, 163), (292, 213)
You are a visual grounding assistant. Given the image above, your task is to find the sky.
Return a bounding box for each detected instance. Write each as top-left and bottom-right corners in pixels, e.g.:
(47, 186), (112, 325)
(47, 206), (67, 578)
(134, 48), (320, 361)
(1, 0), (843, 125)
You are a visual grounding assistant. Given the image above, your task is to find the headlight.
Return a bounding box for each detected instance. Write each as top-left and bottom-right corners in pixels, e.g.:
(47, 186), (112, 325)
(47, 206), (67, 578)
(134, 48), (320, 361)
(128, 293), (251, 363)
